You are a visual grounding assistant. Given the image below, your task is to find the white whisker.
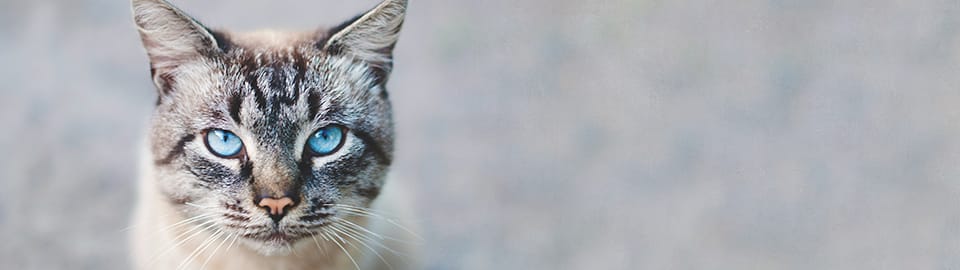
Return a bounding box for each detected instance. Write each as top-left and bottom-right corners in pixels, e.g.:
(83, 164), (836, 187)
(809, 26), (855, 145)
(199, 232), (233, 270)
(310, 232), (328, 257)
(221, 233), (241, 262)
(156, 213), (219, 234)
(331, 222), (394, 270)
(332, 205), (423, 241)
(333, 216), (414, 244)
(333, 219), (406, 256)
(324, 230), (360, 270)
(177, 229), (225, 270)
(149, 219), (219, 264)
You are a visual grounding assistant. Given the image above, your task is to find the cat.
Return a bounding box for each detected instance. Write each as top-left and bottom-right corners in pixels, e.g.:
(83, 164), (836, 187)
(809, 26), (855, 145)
(128, 0), (418, 269)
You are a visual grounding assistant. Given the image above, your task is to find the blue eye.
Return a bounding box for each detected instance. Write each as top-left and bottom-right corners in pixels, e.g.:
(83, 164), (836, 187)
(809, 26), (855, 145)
(204, 129), (244, 157)
(307, 125), (345, 156)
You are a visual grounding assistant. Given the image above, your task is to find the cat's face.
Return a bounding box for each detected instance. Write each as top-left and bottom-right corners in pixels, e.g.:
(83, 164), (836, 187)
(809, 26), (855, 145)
(133, 0), (405, 254)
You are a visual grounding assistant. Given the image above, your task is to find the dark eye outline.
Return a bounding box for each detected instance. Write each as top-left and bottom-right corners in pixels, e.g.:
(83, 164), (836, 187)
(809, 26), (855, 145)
(203, 129), (247, 159)
(305, 124), (348, 157)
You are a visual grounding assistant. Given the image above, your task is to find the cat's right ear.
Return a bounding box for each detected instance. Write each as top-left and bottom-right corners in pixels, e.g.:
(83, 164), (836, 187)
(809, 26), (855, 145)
(322, 0), (407, 87)
(132, 0), (224, 95)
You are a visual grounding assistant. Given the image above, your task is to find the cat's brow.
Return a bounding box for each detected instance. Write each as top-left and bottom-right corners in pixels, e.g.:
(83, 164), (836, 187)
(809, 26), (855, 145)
(232, 49), (312, 115)
(228, 93), (243, 125)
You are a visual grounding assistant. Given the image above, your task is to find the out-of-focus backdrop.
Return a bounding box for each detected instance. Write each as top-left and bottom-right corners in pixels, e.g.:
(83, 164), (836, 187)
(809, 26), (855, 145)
(3, 0), (960, 269)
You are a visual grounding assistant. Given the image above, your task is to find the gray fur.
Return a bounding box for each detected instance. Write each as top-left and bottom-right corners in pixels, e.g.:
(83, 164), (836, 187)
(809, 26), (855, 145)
(130, 0), (408, 265)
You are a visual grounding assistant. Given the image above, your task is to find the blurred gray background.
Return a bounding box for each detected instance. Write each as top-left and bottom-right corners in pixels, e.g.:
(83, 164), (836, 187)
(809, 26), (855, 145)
(3, 0), (960, 269)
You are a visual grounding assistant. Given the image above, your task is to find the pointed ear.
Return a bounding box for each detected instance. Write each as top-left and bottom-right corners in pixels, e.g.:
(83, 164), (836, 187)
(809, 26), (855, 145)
(132, 0), (224, 94)
(323, 0), (407, 83)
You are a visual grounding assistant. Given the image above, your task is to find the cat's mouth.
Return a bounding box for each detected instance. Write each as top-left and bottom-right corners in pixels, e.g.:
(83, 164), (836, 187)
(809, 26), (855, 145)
(244, 228), (310, 244)
(243, 229), (310, 244)
(264, 232), (299, 242)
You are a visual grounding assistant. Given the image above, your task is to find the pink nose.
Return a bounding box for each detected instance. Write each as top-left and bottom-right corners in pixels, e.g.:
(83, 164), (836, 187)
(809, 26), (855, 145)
(258, 197), (294, 219)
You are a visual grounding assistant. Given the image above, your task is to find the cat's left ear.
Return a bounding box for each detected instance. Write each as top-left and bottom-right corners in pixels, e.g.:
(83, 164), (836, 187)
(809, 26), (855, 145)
(322, 0), (407, 85)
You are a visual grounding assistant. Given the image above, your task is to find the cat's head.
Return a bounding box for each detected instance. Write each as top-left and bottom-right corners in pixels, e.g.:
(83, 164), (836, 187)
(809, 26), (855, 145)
(132, 0), (404, 255)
